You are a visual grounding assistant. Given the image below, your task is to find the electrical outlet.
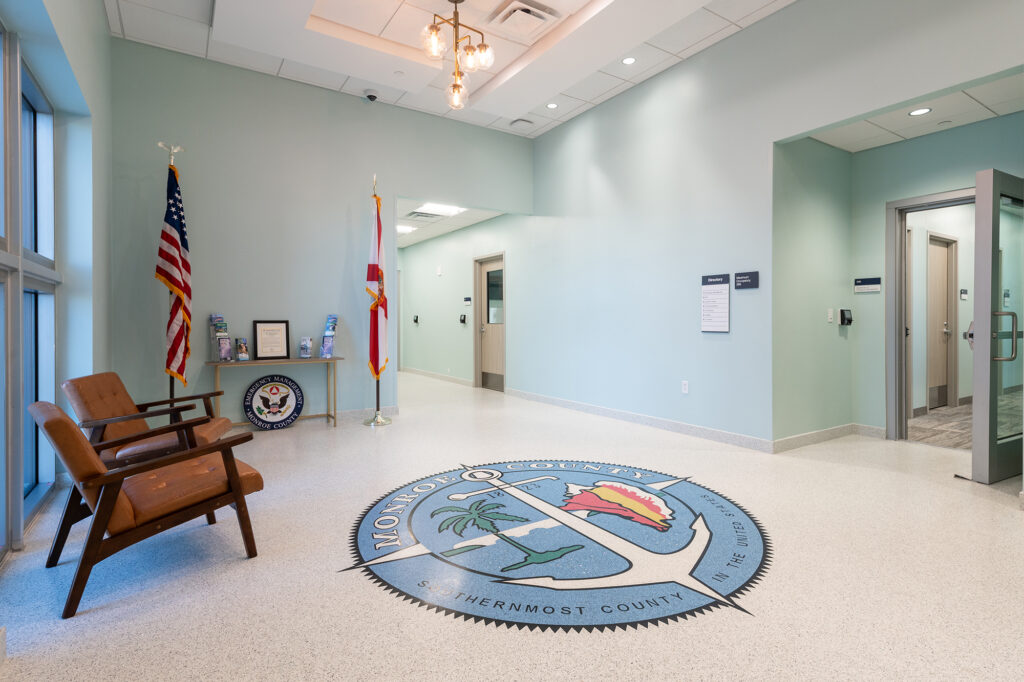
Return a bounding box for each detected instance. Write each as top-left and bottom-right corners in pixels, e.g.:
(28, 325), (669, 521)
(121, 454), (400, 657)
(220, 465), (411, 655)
(681, 380), (689, 394)
(827, 308), (834, 323)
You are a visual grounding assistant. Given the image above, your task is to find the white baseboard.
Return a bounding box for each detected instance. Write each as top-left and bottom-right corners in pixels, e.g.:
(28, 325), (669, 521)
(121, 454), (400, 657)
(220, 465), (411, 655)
(772, 423), (885, 453)
(505, 388), (774, 452)
(399, 367), (473, 387)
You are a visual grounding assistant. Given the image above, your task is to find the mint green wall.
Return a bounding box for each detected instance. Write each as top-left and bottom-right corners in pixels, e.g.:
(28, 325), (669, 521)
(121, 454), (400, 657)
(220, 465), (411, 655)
(850, 111), (1024, 429)
(772, 138), (853, 439)
(397, 214), (521, 382)
(529, 0), (1021, 441)
(396, 0), (1021, 443)
(109, 40), (532, 421)
(906, 204), (975, 408)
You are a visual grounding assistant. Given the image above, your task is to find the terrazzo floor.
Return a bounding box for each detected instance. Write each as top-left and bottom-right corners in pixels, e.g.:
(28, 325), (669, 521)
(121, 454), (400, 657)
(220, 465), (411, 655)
(1, 371), (1023, 680)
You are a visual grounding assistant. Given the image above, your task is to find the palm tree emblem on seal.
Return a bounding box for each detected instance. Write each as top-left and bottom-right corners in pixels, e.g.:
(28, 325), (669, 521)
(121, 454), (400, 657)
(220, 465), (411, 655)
(431, 500), (583, 572)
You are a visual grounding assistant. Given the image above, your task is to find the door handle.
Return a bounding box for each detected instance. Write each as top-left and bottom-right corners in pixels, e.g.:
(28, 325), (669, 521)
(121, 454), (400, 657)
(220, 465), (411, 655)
(993, 311), (1018, 361)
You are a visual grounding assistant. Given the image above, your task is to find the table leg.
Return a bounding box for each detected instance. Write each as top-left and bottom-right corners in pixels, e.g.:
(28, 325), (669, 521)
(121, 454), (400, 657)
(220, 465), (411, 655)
(214, 366), (221, 418)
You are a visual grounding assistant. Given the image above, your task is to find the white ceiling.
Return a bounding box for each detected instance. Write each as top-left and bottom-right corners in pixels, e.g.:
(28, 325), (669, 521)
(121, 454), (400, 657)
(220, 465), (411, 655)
(102, 0), (800, 138)
(395, 197), (503, 247)
(810, 71), (1024, 153)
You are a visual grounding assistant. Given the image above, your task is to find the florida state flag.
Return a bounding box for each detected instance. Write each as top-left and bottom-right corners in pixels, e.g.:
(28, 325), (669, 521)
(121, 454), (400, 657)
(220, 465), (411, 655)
(366, 192), (388, 379)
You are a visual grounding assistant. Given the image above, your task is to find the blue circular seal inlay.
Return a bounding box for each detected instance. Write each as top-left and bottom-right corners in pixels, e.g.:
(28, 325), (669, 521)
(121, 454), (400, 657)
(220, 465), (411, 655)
(349, 460), (770, 630)
(242, 374), (304, 430)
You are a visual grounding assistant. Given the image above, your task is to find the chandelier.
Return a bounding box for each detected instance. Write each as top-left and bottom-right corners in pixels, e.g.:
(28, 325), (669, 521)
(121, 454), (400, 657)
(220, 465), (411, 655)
(422, 0), (495, 110)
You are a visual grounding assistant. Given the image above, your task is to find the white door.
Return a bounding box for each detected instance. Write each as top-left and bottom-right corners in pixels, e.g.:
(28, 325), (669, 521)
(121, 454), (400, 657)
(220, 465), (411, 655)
(478, 258), (505, 391)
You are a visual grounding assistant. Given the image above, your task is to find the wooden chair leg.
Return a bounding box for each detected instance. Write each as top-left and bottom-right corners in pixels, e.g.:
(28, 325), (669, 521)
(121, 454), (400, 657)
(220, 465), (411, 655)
(220, 448), (257, 558)
(47, 487), (88, 568)
(206, 511), (217, 525)
(233, 497), (257, 558)
(63, 483), (120, 619)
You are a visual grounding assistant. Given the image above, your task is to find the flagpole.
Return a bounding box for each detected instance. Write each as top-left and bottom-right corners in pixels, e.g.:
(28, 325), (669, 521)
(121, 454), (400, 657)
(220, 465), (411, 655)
(159, 141), (184, 403)
(365, 174), (391, 427)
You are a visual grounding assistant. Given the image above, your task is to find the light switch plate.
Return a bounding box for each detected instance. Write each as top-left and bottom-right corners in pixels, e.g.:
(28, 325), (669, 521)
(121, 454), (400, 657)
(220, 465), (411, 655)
(827, 308), (834, 323)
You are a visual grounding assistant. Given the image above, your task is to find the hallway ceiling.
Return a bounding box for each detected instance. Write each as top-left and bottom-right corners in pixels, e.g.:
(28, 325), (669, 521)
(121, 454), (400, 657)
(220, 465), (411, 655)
(810, 70), (1024, 153)
(102, 0), (799, 138)
(395, 197), (502, 247)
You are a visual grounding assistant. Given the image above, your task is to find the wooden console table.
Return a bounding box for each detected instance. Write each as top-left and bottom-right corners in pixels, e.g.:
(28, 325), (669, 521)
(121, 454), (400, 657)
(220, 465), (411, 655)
(205, 357), (342, 427)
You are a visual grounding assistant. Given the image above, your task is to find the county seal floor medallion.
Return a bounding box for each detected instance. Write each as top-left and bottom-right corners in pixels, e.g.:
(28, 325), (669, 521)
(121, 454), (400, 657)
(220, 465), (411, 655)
(348, 460), (770, 630)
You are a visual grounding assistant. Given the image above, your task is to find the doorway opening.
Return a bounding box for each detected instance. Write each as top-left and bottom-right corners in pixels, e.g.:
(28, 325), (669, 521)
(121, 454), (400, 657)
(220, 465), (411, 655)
(474, 254), (505, 392)
(902, 203), (975, 449)
(887, 189), (975, 445)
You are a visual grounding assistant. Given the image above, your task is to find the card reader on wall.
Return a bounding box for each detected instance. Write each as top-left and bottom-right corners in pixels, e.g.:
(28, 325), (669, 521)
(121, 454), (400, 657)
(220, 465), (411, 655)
(840, 309), (853, 326)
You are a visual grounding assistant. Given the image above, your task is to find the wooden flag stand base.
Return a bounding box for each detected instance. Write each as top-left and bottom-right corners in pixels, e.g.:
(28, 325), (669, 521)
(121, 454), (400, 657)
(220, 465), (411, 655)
(364, 378), (391, 426)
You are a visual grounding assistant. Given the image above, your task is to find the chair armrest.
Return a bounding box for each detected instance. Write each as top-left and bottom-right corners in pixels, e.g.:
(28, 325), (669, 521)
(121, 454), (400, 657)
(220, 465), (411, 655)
(79, 404), (194, 429)
(136, 391), (224, 411)
(82, 433), (254, 488)
(91, 416), (211, 453)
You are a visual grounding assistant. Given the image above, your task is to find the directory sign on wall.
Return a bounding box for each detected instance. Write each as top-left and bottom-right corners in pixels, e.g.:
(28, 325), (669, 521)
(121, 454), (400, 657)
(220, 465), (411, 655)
(701, 274), (730, 333)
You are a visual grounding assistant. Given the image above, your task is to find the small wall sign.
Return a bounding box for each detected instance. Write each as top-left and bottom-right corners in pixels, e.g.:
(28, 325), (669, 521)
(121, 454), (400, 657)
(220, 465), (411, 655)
(854, 277), (881, 293)
(735, 271), (759, 289)
(701, 274), (730, 333)
(243, 374), (304, 430)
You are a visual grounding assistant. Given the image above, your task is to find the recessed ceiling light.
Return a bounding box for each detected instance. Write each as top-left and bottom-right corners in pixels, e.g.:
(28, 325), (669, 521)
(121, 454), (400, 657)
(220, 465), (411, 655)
(416, 202), (466, 217)
(397, 224), (419, 234)
(621, 57), (636, 65)
(546, 102), (558, 109)
(908, 107), (932, 116)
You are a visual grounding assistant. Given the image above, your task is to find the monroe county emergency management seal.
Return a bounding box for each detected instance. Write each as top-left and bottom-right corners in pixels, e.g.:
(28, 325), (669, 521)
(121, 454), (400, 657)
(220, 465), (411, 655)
(347, 460), (770, 631)
(242, 375), (303, 430)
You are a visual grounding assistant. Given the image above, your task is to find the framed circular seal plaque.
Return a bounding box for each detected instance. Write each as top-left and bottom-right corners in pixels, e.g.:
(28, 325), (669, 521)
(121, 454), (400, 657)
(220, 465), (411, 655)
(242, 374), (304, 429)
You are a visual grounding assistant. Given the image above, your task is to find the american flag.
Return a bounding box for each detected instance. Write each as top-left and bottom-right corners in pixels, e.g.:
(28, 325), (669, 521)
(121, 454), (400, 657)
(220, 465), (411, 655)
(154, 166), (192, 386)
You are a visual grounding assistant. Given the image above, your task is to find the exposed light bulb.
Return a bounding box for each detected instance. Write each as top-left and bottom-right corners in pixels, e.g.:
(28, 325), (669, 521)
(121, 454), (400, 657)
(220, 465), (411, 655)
(462, 44), (478, 72)
(476, 42), (494, 70)
(422, 24), (447, 59)
(447, 82), (467, 110)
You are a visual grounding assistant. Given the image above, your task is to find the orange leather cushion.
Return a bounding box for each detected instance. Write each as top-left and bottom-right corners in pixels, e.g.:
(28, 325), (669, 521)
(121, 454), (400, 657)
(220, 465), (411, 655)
(27, 402), (136, 536)
(113, 417), (233, 461)
(62, 373), (150, 458)
(123, 454), (263, 528)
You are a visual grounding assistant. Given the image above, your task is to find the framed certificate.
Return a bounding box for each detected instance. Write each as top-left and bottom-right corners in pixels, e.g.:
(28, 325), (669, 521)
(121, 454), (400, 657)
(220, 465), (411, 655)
(252, 320), (290, 360)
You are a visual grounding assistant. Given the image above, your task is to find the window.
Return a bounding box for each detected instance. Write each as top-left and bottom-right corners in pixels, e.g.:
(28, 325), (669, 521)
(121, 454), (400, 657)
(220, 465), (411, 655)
(21, 285), (55, 510)
(0, 40), (62, 558)
(20, 65), (54, 261)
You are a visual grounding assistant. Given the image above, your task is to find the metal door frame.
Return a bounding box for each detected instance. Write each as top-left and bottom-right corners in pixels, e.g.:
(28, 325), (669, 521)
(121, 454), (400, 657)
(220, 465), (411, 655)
(972, 169), (1024, 484)
(473, 252), (505, 389)
(885, 188), (975, 440)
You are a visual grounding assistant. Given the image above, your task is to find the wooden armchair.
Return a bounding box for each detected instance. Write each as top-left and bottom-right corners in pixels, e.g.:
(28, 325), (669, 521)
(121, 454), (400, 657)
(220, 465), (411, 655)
(61, 372), (231, 464)
(50, 372), (234, 568)
(28, 401), (263, 618)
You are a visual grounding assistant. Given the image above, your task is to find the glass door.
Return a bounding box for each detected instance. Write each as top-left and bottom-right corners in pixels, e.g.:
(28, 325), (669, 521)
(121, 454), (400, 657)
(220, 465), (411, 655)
(972, 169), (1024, 484)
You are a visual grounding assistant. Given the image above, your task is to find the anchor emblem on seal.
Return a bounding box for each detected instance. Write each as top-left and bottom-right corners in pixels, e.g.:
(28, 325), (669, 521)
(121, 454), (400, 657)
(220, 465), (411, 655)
(351, 465), (743, 610)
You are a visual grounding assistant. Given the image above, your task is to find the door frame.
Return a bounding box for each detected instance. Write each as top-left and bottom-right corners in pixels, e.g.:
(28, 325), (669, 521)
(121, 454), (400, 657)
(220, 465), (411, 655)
(885, 187), (975, 440)
(473, 252), (505, 389)
(971, 169), (1024, 484)
(925, 232), (959, 410)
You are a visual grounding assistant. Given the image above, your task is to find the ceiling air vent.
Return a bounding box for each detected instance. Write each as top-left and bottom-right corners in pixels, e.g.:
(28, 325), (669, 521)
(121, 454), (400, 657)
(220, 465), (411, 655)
(486, 1), (560, 41)
(406, 211), (443, 220)
(509, 118), (535, 129)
